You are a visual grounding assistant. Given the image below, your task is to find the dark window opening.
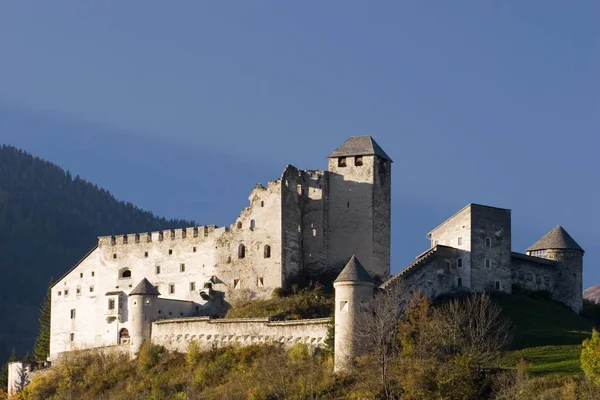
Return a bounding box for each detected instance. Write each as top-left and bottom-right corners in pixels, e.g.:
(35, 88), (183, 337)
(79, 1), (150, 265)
(193, 227), (199, 237)
(147, 233), (152, 243)
(120, 269), (132, 279)
(156, 265), (161, 274)
(159, 231), (164, 241)
(123, 235), (128, 244)
(264, 245), (271, 258)
(495, 280), (501, 290)
(193, 246), (197, 252)
(338, 157), (347, 167)
(170, 229), (175, 240)
(354, 156), (363, 166)
(113, 253), (117, 259)
(169, 284), (175, 294)
(457, 258), (463, 267)
(169, 249), (173, 255)
(111, 236), (116, 245)
(180, 263), (185, 272)
(250, 220), (256, 230)
(457, 277), (462, 286)
(70, 309), (76, 319)
(260, 200), (264, 207)
(108, 299), (115, 310)
(238, 244), (246, 259)
(135, 233), (140, 243)
(190, 282), (196, 291)
(144, 251), (148, 258)
(237, 221), (242, 229)
(182, 228), (187, 239)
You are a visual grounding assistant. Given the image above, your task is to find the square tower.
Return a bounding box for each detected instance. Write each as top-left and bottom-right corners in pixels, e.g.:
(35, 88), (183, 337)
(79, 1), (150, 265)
(326, 136), (392, 280)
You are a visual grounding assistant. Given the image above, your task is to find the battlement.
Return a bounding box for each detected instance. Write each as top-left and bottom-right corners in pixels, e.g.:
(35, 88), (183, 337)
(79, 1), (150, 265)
(98, 225), (227, 247)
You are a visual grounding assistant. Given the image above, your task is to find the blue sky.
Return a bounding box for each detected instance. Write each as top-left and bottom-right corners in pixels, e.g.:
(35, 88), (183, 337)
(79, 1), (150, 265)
(0, 2), (598, 286)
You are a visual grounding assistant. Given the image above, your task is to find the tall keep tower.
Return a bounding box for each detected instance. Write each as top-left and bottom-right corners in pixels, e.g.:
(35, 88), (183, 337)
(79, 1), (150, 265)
(327, 136), (392, 280)
(526, 226), (584, 313)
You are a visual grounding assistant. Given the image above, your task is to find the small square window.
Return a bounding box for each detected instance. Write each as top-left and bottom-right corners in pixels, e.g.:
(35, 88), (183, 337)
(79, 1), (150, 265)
(190, 282), (196, 291)
(458, 237), (463, 246)
(257, 277), (264, 288)
(58, 291), (62, 296)
(457, 277), (462, 286)
(180, 263), (185, 272)
(495, 280), (501, 290)
(113, 254), (117, 259)
(64, 289), (69, 296)
(89, 286), (94, 292)
(144, 298), (151, 306)
(70, 333), (75, 342)
(76, 287), (81, 294)
(169, 284), (175, 294)
(155, 265), (161, 274)
(169, 249), (173, 255)
(457, 258), (463, 267)
(70, 309), (76, 319)
(233, 279), (240, 289)
(338, 157), (347, 167)
(80, 273), (83, 278)
(91, 271), (95, 277)
(485, 237), (491, 248)
(354, 156), (363, 166)
(193, 247), (197, 253)
(484, 258), (491, 269)
(108, 299), (115, 310)
(144, 252), (148, 258)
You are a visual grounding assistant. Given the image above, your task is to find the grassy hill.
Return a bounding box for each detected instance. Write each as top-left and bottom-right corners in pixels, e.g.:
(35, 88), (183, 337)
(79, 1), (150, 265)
(0, 145), (194, 363)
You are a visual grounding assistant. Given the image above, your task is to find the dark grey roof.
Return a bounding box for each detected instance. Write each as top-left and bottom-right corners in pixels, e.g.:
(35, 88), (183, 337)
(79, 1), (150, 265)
(334, 255), (374, 283)
(129, 278), (161, 296)
(328, 136), (393, 162)
(527, 226), (584, 252)
(105, 291), (125, 296)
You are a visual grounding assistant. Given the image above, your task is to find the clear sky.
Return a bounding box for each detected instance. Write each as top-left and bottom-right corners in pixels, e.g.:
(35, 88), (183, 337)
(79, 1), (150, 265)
(0, 2), (598, 286)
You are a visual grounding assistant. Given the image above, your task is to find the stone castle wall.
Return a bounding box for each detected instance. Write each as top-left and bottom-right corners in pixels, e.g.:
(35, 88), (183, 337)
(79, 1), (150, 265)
(151, 317), (330, 352)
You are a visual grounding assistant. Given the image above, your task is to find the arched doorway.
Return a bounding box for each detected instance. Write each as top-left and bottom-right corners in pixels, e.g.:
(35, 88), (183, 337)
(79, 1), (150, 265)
(119, 328), (130, 345)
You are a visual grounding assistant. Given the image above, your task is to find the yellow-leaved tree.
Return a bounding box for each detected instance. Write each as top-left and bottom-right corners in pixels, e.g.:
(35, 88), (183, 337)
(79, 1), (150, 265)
(581, 328), (600, 383)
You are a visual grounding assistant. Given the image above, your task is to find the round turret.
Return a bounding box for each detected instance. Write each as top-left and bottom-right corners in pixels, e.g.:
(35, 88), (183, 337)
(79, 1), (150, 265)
(128, 278), (160, 355)
(526, 226), (584, 313)
(333, 255), (375, 373)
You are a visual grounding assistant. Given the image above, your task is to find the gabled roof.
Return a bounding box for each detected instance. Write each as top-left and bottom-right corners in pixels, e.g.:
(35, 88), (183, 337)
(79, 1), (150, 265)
(334, 255), (374, 283)
(129, 278), (161, 296)
(527, 225), (584, 252)
(328, 136), (393, 162)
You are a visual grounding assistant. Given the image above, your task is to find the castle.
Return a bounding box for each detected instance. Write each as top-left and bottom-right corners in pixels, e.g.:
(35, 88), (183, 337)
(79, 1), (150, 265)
(43, 136), (584, 375)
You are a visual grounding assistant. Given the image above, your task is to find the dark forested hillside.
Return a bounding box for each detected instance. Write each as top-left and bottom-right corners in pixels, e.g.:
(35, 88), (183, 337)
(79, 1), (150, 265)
(0, 145), (194, 363)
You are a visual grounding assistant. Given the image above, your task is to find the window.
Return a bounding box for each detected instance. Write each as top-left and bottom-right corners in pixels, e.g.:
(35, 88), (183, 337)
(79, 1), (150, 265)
(113, 253), (117, 260)
(445, 260), (451, 270)
(180, 263), (186, 272)
(155, 265), (161, 274)
(312, 228), (317, 237)
(250, 220), (256, 230)
(193, 247), (197, 253)
(170, 229), (175, 239)
(354, 156), (363, 166)
(193, 227), (199, 237)
(144, 298), (151, 306)
(120, 269), (132, 279)
(233, 279), (240, 289)
(260, 200), (265, 207)
(495, 280), (501, 290)
(182, 228), (187, 239)
(257, 277), (264, 288)
(135, 233), (140, 243)
(457, 277), (462, 286)
(144, 251), (148, 258)
(159, 231), (164, 241)
(457, 258), (463, 267)
(484, 258), (491, 269)
(58, 291), (62, 296)
(147, 232), (152, 243)
(237, 221), (242, 229)
(76, 287), (81, 294)
(458, 237), (463, 246)
(340, 301), (348, 312)
(169, 284), (175, 294)
(108, 299), (115, 310)
(91, 271), (95, 277)
(64, 289), (69, 296)
(123, 235), (128, 244)
(80, 272), (83, 278)
(485, 237), (491, 248)
(111, 236), (116, 245)
(70, 309), (76, 319)
(89, 286), (94, 293)
(190, 282), (196, 291)
(238, 244), (246, 259)
(168, 249), (173, 255)
(338, 157), (347, 167)
(70, 333), (75, 342)
(264, 245), (271, 259)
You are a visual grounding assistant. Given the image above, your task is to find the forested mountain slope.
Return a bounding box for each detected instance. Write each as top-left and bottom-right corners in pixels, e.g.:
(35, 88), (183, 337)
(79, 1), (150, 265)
(0, 145), (193, 363)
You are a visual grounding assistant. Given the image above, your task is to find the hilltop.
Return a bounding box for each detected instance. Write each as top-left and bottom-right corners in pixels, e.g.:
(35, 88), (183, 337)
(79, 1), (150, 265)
(0, 145), (194, 363)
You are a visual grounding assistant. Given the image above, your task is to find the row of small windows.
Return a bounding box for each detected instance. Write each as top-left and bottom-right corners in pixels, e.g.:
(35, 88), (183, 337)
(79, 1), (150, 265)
(237, 244), (271, 260)
(58, 286), (94, 297)
(237, 220), (257, 230)
(232, 277), (264, 289)
(434, 236), (492, 247)
(512, 270), (551, 285)
(114, 246), (199, 260)
(337, 156), (363, 168)
(111, 228), (211, 245)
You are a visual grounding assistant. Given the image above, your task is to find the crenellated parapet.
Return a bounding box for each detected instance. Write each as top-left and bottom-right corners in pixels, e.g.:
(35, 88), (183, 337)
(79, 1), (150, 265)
(98, 225), (226, 247)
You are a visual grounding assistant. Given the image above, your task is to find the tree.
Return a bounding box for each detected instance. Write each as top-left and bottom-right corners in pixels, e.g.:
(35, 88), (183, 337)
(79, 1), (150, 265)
(33, 278), (54, 363)
(581, 328), (600, 383)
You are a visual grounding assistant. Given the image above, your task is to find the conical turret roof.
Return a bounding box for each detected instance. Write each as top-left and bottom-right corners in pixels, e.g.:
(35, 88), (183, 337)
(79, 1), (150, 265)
(328, 136), (393, 162)
(334, 255), (374, 283)
(129, 278), (161, 296)
(527, 225), (584, 252)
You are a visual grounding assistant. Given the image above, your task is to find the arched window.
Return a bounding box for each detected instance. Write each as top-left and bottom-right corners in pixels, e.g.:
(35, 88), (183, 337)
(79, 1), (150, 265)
(237, 221), (242, 229)
(119, 328), (130, 345)
(120, 268), (132, 279)
(264, 245), (271, 259)
(238, 244), (246, 259)
(260, 201), (264, 207)
(250, 220), (256, 230)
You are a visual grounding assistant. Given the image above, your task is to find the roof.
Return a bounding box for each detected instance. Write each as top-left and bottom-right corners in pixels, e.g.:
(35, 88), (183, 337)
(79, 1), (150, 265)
(511, 252), (558, 267)
(129, 278), (161, 296)
(334, 255), (374, 283)
(526, 226), (584, 252)
(105, 291), (125, 296)
(328, 136), (393, 162)
(427, 203), (511, 238)
(51, 245), (98, 289)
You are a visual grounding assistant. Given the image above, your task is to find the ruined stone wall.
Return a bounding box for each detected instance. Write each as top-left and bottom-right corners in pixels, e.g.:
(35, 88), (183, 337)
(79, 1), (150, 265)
(428, 206), (473, 288)
(470, 206), (512, 293)
(299, 170), (330, 277)
(372, 157), (392, 281)
(151, 317), (330, 352)
(281, 166), (304, 287)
